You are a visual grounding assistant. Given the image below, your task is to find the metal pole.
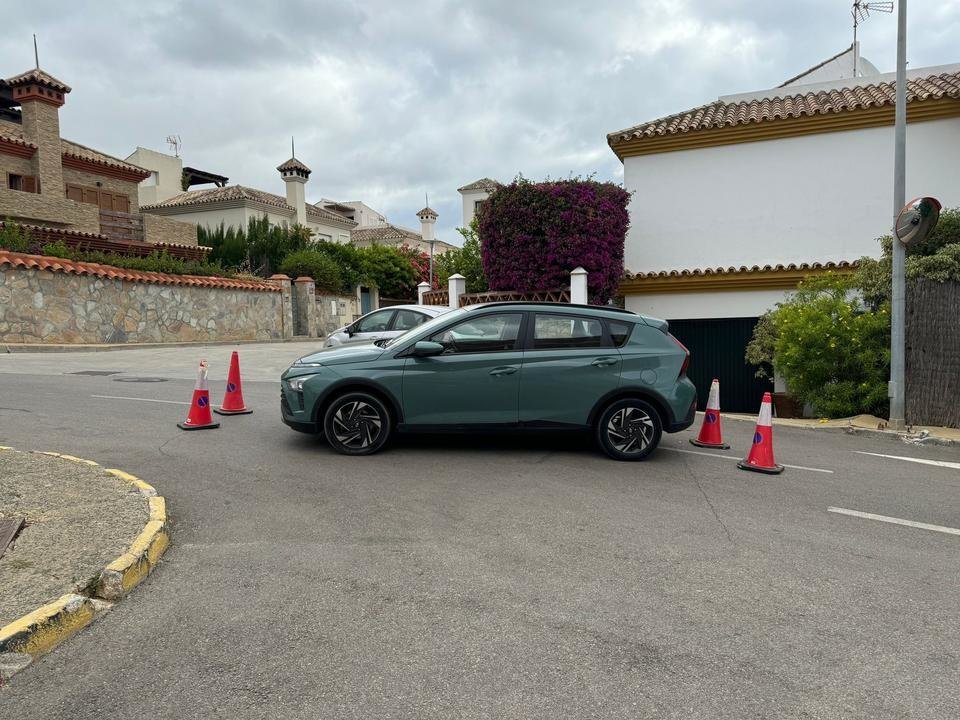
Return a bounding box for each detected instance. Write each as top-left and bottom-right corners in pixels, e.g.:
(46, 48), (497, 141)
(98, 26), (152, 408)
(429, 239), (434, 287)
(889, 0), (907, 430)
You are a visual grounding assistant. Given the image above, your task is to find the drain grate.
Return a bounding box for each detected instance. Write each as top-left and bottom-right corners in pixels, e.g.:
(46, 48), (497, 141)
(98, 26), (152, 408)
(70, 370), (121, 376)
(113, 377), (170, 383)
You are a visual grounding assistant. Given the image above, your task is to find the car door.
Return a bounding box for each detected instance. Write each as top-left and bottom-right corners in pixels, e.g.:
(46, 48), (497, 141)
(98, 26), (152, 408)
(401, 311), (525, 426)
(389, 308), (431, 341)
(518, 312), (622, 426)
(347, 309), (396, 346)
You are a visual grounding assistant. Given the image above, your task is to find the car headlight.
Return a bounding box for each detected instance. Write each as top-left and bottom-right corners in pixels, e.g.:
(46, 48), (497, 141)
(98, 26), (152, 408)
(286, 376), (315, 392)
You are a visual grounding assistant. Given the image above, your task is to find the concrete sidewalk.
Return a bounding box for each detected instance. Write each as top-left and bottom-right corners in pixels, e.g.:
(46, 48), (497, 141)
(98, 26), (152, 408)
(722, 411), (960, 445)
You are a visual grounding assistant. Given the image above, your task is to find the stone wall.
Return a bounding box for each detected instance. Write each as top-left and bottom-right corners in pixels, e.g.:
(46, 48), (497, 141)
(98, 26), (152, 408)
(0, 187), (102, 233)
(0, 252), (292, 345)
(143, 213), (198, 247)
(0, 153), (35, 188)
(317, 292), (362, 335)
(62, 166), (141, 214)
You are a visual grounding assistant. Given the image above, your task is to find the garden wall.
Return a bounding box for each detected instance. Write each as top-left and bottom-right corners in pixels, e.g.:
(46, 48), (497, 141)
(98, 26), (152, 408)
(906, 279), (960, 428)
(0, 250), (293, 344)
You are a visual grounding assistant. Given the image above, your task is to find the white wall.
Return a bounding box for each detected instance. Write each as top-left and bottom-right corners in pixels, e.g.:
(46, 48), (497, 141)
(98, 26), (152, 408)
(151, 206), (248, 232)
(625, 289), (791, 321)
(127, 147), (183, 206)
(622, 117), (960, 275)
(460, 190), (489, 227)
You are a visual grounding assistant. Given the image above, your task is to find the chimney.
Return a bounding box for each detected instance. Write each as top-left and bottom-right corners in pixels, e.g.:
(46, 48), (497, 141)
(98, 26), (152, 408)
(417, 205), (438, 246)
(7, 68), (70, 197)
(277, 144), (310, 226)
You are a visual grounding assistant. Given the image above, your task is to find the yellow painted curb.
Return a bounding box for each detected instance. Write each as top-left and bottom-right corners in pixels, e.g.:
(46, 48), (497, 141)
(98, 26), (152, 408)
(0, 449), (169, 681)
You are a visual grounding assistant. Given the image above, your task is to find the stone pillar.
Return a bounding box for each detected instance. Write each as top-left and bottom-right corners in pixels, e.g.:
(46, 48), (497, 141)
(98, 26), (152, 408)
(293, 276), (319, 337)
(448, 273), (465, 309)
(270, 274), (294, 339)
(417, 281), (430, 305)
(20, 99), (64, 198)
(570, 267), (588, 305)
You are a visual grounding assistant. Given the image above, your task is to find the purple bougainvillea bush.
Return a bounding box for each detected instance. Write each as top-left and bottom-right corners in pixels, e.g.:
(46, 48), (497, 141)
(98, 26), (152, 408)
(477, 178), (630, 304)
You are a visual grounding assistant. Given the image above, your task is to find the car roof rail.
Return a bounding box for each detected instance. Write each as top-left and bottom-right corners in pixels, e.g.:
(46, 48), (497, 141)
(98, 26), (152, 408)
(463, 301), (637, 315)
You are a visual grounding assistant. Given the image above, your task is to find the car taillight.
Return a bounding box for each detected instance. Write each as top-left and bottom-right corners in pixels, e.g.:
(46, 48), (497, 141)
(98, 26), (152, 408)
(669, 334), (690, 378)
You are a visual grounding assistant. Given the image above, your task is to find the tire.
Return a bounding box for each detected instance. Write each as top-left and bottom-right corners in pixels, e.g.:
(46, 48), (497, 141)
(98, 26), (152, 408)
(595, 398), (662, 461)
(322, 392), (392, 456)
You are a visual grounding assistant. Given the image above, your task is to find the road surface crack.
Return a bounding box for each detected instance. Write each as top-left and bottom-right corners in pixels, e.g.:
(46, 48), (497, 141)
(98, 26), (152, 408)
(681, 456), (734, 544)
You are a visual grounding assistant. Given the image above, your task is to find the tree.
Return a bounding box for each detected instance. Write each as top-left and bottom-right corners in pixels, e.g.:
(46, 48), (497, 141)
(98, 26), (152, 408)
(360, 244), (418, 298)
(279, 249), (343, 293)
(477, 177), (629, 304)
(434, 220), (487, 293)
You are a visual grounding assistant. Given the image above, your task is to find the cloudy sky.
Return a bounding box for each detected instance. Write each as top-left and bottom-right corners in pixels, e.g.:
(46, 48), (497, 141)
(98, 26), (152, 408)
(4, 1), (958, 243)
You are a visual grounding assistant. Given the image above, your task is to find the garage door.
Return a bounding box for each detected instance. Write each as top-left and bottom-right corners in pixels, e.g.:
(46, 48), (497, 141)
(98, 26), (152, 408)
(667, 317), (773, 413)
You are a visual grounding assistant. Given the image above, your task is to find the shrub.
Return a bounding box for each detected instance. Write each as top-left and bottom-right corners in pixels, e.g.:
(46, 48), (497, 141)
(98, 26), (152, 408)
(360, 244), (418, 299)
(477, 177), (629, 304)
(279, 249), (342, 293)
(0, 221), (33, 253)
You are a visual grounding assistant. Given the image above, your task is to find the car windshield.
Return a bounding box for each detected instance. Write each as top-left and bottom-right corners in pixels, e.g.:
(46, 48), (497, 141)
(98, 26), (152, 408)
(383, 307), (466, 348)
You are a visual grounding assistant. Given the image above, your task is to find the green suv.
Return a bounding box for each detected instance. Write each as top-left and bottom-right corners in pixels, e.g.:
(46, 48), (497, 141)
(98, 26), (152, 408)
(281, 303), (696, 460)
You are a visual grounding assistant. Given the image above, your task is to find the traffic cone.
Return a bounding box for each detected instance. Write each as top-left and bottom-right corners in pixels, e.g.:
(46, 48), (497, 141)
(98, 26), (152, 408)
(214, 351), (252, 416)
(737, 392), (783, 474)
(690, 378), (729, 449)
(178, 359), (220, 430)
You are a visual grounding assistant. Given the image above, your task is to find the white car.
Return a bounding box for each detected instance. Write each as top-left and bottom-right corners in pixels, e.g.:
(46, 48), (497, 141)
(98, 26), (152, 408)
(324, 304), (450, 348)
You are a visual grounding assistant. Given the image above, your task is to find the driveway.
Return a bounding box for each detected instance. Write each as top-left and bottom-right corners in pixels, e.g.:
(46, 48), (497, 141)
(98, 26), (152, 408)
(1, 343), (958, 718)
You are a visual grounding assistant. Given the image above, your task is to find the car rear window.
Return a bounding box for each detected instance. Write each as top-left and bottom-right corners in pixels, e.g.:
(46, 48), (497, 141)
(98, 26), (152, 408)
(607, 320), (634, 347)
(533, 314), (604, 349)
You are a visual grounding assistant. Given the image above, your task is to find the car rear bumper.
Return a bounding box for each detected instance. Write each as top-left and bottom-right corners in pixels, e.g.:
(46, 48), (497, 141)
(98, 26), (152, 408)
(665, 395), (697, 433)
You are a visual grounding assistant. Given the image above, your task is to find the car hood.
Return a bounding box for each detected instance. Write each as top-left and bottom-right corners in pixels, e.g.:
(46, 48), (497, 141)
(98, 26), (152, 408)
(295, 343), (386, 366)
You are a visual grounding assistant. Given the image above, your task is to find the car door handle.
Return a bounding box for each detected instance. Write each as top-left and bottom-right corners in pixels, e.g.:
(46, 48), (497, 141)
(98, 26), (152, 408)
(591, 357), (619, 367)
(489, 366), (519, 376)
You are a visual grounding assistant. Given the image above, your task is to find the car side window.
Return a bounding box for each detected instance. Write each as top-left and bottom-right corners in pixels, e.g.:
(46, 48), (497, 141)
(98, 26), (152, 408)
(393, 310), (428, 332)
(429, 313), (522, 354)
(533, 314), (605, 349)
(607, 320), (634, 348)
(356, 310), (394, 333)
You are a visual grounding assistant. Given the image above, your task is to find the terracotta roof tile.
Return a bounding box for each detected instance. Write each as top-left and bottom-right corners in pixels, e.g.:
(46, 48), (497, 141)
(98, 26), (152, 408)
(0, 121), (36, 150)
(60, 138), (150, 177)
(351, 224), (422, 244)
(305, 203), (356, 226)
(608, 71), (960, 144)
(457, 178), (502, 193)
(5, 68), (71, 93)
(277, 157), (311, 173)
(623, 261), (858, 279)
(142, 185), (294, 211)
(416, 206), (438, 217)
(0, 250), (280, 292)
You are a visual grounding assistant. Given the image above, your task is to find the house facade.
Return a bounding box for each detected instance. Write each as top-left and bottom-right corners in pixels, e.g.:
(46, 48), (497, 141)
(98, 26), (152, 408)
(137, 152), (358, 243)
(608, 47), (960, 410)
(457, 177), (501, 227)
(0, 67), (198, 250)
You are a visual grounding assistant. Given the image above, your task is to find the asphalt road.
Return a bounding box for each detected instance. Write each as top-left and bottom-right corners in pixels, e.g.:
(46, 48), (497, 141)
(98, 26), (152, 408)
(1, 344), (959, 719)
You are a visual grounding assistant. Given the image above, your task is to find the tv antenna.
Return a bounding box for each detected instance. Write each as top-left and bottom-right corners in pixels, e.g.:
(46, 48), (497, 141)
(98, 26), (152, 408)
(166, 134), (182, 157)
(852, 1), (893, 76)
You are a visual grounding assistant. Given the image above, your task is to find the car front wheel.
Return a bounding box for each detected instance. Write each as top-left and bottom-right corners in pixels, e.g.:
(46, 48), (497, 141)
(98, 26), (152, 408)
(322, 392), (391, 456)
(596, 398), (662, 461)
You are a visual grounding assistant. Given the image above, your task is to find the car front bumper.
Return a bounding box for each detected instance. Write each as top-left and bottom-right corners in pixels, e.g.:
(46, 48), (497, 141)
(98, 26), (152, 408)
(280, 388), (319, 434)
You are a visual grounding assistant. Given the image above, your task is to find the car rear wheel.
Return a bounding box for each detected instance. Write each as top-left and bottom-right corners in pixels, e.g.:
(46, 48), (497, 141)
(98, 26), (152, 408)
(323, 392), (391, 456)
(596, 398), (662, 461)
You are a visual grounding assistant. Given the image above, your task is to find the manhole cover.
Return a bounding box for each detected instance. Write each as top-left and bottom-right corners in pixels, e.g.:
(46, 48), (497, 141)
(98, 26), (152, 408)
(70, 370), (121, 376)
(113, 377), (170, 383)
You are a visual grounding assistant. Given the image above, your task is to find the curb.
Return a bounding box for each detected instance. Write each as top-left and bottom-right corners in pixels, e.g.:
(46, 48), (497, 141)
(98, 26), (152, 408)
(2, 336), (323, 353)
(0, 449), (168, 682)
(719, 412), (959, 447)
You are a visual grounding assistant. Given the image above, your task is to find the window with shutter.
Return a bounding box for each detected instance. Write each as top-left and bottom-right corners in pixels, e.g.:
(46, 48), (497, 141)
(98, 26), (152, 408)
(22, 176), (37, 193)
(66, 184), (84, 202)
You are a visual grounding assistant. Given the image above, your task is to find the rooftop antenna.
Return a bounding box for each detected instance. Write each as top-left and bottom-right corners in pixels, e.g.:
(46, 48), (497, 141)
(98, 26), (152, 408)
(165, 134), (182, 157)
(852, 1), (893, 76)
(33, 34), (39, 68)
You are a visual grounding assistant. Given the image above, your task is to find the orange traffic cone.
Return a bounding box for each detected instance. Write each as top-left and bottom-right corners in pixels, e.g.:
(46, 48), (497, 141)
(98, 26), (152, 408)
(178, 359), (220, 430)
(737, 392), (783, 474)
(214, 351), (252, 416)
(690, 378), (729, 449)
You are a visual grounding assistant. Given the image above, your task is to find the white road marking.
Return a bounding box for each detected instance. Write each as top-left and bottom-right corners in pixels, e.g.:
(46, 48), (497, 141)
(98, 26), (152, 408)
(827, 506), (960, 537)
(91, 394), (190, 406)
(661, 446), (833, 474)
(854, 451), (960, 471)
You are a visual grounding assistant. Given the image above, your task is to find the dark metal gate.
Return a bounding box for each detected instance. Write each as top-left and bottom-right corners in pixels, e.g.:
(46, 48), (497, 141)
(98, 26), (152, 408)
(667, 317), (773, 413)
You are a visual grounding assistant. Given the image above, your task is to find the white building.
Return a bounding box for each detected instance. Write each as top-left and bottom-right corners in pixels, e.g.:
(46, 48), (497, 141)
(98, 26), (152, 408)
(457, 177), (501, 227)
(608, 45), (960, 410)
(132, 148), (358, 243)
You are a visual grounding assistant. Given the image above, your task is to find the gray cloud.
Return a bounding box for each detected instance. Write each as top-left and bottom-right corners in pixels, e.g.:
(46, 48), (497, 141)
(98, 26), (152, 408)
(2, 0), (956, 242)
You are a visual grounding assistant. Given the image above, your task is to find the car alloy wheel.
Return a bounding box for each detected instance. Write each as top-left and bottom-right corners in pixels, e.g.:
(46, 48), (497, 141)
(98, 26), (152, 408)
(323, 392), (391, 456)
(597, 398), (662, 461)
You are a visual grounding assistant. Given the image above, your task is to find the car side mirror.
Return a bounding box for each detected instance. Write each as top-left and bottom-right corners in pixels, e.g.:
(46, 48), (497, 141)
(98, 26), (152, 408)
(412, 341), (445, 357)
(346, 324), (357, 337)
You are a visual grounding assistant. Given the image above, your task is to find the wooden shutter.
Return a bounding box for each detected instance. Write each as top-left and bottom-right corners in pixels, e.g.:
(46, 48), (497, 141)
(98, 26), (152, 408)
(81, 187), (98, 205)
(66, 183), (84, 202)
(22, 176), (37, 193)
(112, 194), (130, 213)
